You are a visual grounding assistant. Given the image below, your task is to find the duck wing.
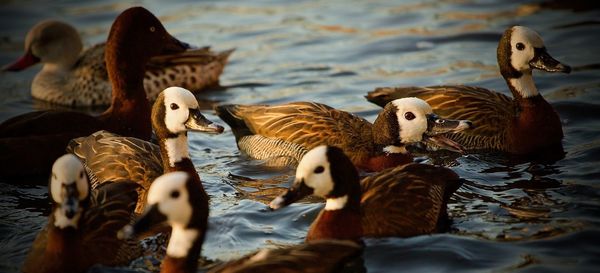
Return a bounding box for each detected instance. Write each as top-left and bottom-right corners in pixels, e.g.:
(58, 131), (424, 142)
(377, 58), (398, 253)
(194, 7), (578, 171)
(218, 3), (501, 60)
(360, 163), (463, 237)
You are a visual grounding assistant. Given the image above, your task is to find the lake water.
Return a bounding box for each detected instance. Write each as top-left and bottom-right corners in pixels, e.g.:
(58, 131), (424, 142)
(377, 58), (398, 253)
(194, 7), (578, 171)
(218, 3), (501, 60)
(0, 0), (599, 272)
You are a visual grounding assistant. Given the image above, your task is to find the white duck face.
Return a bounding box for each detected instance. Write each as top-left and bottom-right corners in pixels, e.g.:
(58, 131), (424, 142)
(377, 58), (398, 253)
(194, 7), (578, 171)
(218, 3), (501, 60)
(161, 87), (224, 135)
(391, 97), (433, 144)
(50, 154), (89, 229)
(293, 145), (334, 198)
(25, 20), (83, 68)
(509, 26), (545, 72)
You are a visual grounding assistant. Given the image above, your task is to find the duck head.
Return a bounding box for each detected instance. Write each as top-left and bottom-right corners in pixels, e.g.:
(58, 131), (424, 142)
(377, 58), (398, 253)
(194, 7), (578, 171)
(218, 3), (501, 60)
(152, 87), (224, 136)
(3, 20), (81, 71)
(49, 154), (90, 229)
(120, 172), (204, 263)
(498, 26), (571, 98)
(372, 97), (472, 153)
(270, 145), (361, 212)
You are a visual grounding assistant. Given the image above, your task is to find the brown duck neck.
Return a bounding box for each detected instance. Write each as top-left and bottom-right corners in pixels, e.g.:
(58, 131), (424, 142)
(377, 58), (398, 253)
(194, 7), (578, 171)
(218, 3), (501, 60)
(508, 94), (563, 154)
(99, 35), (152, 140)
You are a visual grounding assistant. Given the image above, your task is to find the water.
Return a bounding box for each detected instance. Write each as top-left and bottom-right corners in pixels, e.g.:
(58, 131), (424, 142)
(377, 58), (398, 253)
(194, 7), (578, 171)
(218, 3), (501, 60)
(1, 0), (599, 272)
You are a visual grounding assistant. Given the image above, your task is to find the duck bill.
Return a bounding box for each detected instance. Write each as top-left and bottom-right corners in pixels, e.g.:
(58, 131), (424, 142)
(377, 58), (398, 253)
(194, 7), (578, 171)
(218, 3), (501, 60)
(423, 114), (472, 153)
(185, 109), (225, 134)
(2, 51), (40, 71)
(161, 33), (191, 55)
(529, 48), (571, 73)
(269, 179), (314, 210)
(61, 183), (80, 219)
(119, 204), (167, 239)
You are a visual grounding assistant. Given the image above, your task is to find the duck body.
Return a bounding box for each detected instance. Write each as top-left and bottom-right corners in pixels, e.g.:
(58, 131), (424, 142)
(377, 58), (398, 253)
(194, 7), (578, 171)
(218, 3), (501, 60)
(365, 26), (570, 156)
(271, 145), (463, 241)
(5, 20), (233, 107)
(0, 7), (191, 178)
(216, 100), (471, 172)
(23, 154), (140, 273)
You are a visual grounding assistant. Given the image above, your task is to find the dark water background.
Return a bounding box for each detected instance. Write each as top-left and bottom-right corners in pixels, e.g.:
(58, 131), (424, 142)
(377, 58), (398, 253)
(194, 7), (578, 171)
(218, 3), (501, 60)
(1, 0), (599, 272)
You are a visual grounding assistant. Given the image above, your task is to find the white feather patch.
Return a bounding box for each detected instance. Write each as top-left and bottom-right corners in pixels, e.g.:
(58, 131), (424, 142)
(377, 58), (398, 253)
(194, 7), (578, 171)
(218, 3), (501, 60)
(325, 195), (348, 211)
(509, 74), (538, 98)
(53, 209), (80, 229)
(383, 145), (408, 154)
(392, 98), (432, 143)
(167, 225), (198, 258)
(164, 134), (190, 167)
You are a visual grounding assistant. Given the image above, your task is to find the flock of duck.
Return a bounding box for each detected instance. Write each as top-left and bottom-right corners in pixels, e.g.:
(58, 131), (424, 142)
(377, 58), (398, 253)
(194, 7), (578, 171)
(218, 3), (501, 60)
(0, 6), (572, 273)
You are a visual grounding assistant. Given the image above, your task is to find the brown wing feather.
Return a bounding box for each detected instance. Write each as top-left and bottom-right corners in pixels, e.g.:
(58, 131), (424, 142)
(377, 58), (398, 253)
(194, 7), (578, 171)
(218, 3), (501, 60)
(82, 181), (141, 265)
(147, 47), (234, 68)
(360, 163), (462, 237)
(220, 102), (374, 162)
(67, 130), (163, 213)
(209, 240), (362, 273)
(366, 86), (515, 149)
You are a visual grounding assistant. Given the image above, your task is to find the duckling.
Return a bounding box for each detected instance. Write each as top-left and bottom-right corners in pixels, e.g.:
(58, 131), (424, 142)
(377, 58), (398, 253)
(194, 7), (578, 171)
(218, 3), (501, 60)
(270, 145), (464, 241)
(3, 20), (233, 107)
(120, 171), (363, 273)
(366, 26), (571, 155)
(22, 154), (139, 273)
(215, 98), (472, 172)
(68, 87), (223, 213)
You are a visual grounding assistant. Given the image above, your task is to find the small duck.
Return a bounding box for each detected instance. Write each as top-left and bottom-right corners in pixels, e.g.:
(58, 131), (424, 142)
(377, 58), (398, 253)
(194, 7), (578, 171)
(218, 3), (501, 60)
(270, 145), (464, 241)
(22, 154), (139, 273)
(120, 171), (363, 273)
(366, 26), (571, 155)
(3, 20), (233, 107)
(215, 98), (472, 172)
(68, 87), (223, 213)
(0, 7), (190, 178)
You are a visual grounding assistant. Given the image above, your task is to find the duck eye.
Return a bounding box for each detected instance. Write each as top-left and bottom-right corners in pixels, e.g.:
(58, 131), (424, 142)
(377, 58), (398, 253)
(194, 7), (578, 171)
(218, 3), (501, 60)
(170, 103), (179, 110)
(149, 26), (156, 32)
(314, 166), (325, 174)
(170, 190), (180, 199)
(436, 119), (445, 124)
(516, 42), (525, 51)
(404, 112), (416, 120)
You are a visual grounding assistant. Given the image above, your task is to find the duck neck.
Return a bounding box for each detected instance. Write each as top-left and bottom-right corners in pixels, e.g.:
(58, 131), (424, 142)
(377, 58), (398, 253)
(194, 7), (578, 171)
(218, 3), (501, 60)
(506, 71), (539, 99)
(159, 133), (195, 174)
(99, 43), (152, 140)
(161, 225), (204, 273)
(45, 219), (80, 263)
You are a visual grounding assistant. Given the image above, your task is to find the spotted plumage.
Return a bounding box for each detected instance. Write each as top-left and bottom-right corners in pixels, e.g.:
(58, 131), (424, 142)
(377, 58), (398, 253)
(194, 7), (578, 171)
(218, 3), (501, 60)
(4, 20), (233, 107)
(366, 26), (571, 155)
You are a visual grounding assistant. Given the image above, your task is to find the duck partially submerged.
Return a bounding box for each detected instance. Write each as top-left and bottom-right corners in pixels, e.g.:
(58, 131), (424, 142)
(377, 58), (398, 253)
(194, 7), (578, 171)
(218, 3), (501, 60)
(3, 20), (233, 107)
(68, 87), (223, 213)
(0, 7), (190, 178)
(366, 26), (571, 156)
(270, 145), (464, 240)
(22, 154), (139, 273)
(215, 98), (472, 172)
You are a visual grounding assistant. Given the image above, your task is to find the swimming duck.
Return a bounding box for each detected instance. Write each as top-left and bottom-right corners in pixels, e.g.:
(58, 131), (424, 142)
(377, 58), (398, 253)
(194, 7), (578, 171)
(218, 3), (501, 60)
(22, 154), (139, 273)
(0, 7), (190, 178)
(269, 145), (463, 241)
(3, 20), (233, 107)
(365, 26), (571, 155)
(120, 171), (363, 273)
(68, 87), (223, 213)
(215, 98), (472, 172)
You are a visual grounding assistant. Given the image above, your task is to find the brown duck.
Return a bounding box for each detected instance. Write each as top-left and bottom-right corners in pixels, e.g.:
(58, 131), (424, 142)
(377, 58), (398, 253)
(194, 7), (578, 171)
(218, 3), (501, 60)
(120, 171), (363, 273)
(3, 20), (233, 107)
(0, 7), (191, 178)
(366, 26), (571, 156)
(270, 145), (464, 241)
(68, 87), (223, 213)
(22, 154), (139, 273)
(216, 98), (472, 172)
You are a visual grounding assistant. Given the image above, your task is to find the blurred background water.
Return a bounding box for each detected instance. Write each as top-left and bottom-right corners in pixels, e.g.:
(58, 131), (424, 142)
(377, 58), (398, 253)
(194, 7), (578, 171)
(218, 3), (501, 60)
(0, 0), (599, 272)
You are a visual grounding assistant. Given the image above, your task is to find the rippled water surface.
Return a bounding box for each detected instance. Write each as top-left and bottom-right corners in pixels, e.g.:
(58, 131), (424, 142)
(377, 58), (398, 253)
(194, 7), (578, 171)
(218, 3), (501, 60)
(1, 0), (599, 272)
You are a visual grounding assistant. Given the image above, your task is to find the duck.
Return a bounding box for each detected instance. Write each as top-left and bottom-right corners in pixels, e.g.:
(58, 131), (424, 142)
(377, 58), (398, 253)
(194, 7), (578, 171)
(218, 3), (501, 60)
(3, 20), (233, 107)
(119, 171), (363, 273)
(215, 98), (472, 172)
(0, 7), (191, 178)
(269, 145), (464, 241)
(22, 154), (140, 273)
(365, 26), (571, 156)
(68, 87), (223, 213)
